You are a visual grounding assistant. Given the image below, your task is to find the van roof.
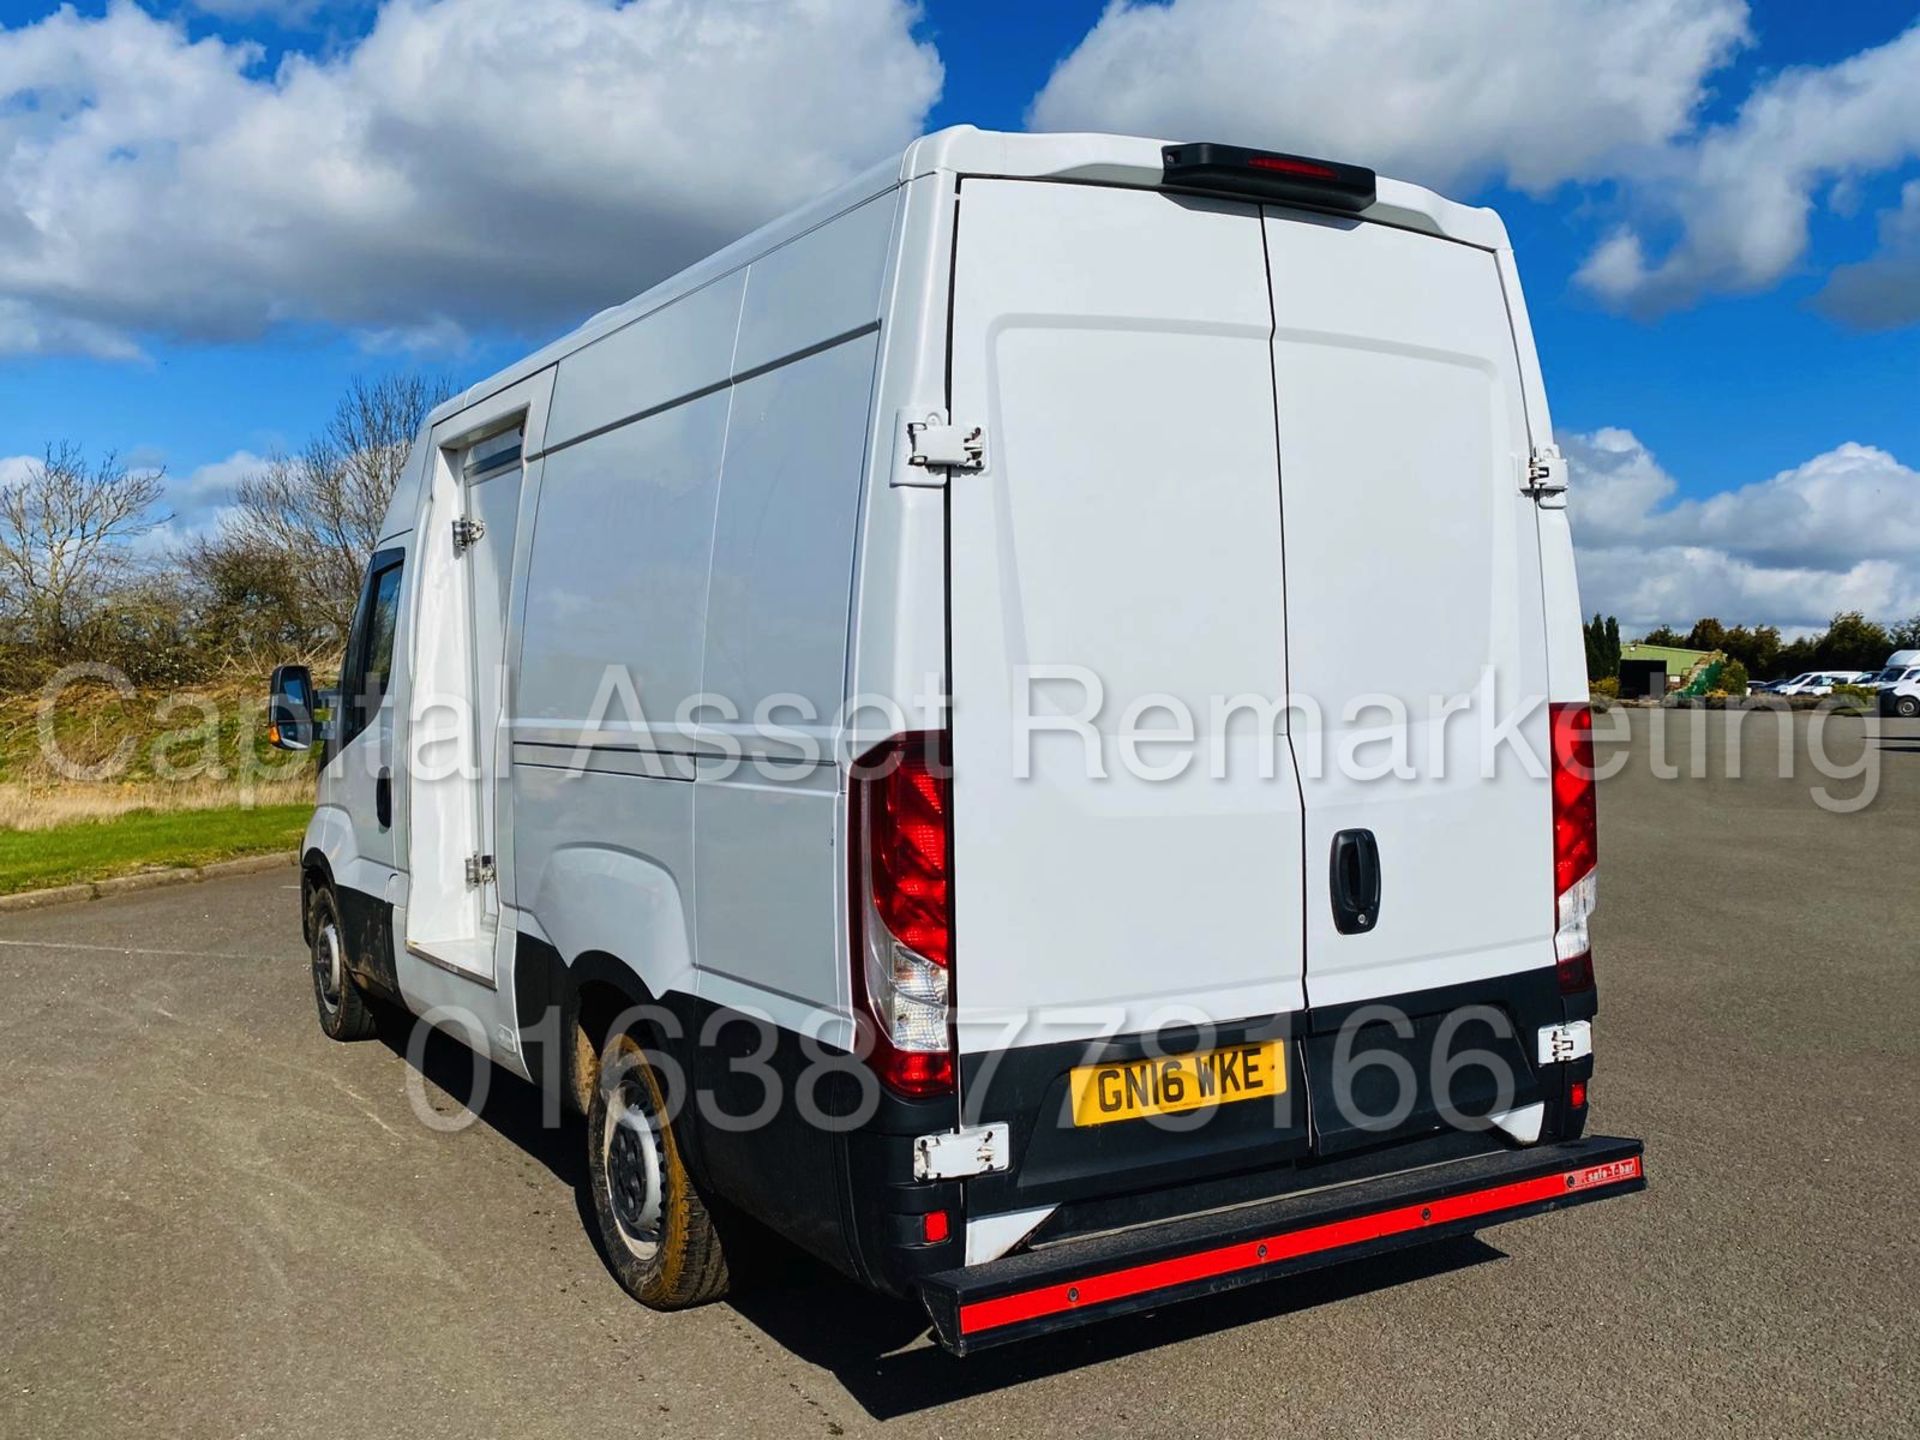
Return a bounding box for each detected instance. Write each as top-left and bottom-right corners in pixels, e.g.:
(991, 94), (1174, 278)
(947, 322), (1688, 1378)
(429, 125), (1507, 428)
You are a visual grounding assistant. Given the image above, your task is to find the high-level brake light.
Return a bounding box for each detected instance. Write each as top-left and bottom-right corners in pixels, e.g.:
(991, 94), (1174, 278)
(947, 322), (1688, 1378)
(1161, 141), (1376, 212)
(850, 732), (954, 1096)
(1550, 702), (1598, 993)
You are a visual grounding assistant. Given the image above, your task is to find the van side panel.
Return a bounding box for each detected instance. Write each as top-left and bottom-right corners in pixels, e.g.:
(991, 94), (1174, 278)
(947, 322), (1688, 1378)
(517, 389), (733, 738)
(693, 336), (884, 1041)
(697, 333), (881, 749)
(1493, 247), (1589, 705)
(733, 190), (896, 375)
(543, 273), (745, 451)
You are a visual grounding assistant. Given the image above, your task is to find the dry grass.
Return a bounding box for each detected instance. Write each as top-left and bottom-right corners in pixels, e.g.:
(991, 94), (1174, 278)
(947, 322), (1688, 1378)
(0, 776), (313, 831)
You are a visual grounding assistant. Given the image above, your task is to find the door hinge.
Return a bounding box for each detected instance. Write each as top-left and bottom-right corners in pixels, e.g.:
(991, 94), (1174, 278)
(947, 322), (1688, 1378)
(452, 516), (486, 553)
(907, 414), (988, 473)
(1523, 446), (1569, 506)
(463, 853), (496, 887)
(1537, 1020), (1593, 1066)
(912, 1123), (1010, 1181)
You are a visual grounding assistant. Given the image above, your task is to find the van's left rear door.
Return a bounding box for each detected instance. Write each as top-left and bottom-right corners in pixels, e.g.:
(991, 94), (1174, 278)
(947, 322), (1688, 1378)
(944, 180), (1308, 1206)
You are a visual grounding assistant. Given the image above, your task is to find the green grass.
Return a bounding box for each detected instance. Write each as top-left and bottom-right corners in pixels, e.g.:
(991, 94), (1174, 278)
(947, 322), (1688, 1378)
(0, 802), (312, 895)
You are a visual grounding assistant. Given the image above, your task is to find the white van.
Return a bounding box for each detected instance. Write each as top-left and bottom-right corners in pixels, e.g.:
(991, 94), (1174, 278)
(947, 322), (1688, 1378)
(1877, 651), (1920, 717)
(269, 128), (1643, 1353)
(1867, 650), (1920, 692)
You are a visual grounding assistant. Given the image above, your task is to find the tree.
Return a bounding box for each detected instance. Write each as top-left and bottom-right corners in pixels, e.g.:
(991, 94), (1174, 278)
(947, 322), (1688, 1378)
(1584, 614), (1605, 679)
(0, 443), (168, 652)
(214, 373), (449, 650)
(1718, 623), (1780, 678)
(1717, 658), (1749, 695)
(1684, 617), (1726, 651)
(1603, 616), (1620, 679)
(1812, 611), (1892, 672)
(1640, 625), (1685, 647)
(1891, 613), (1920, 650)
(179, 530), (337, 667)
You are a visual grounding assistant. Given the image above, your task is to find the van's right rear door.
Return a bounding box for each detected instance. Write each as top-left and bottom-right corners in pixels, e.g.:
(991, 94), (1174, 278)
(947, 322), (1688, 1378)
(1262, 211), (1554, 1011)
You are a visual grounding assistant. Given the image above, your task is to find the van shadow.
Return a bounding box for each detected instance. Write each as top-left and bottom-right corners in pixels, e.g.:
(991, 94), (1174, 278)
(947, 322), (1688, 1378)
(375, 1008), (584, 1186)
(376, 1014), (1503, 1416)
(726, 1235), (1503, 1419)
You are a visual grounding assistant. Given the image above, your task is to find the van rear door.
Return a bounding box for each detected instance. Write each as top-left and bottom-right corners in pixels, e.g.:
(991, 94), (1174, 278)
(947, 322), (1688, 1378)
(945, 180), (1306, 1058)
(1262, 212), (1553, 1010)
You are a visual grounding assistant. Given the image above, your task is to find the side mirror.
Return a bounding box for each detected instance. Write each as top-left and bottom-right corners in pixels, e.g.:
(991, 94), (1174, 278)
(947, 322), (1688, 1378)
(268, 664), (315, 751)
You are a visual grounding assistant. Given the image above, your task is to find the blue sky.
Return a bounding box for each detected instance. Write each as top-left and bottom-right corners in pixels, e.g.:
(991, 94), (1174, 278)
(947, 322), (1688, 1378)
(1, 0), (1917, 632)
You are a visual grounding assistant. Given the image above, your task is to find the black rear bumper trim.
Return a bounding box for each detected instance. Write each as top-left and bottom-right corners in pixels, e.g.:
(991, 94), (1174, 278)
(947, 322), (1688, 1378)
(918, 1133), (1644, 1354)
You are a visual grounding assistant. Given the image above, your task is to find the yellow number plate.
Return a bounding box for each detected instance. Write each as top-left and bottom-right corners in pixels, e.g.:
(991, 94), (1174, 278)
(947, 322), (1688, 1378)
(1068, 1039), (1287, 1127)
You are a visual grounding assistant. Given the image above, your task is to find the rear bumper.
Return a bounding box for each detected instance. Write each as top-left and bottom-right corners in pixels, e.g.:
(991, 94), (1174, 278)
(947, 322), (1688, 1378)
(918, 1133), (1644, 1354)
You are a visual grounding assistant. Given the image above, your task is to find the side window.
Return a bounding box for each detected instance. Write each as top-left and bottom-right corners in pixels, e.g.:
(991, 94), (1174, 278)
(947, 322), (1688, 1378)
(340, 551), (405, 748)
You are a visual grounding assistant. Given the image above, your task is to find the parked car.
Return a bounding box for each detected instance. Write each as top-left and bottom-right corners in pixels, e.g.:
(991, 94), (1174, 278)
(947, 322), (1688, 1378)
(266, 127), (1643, 1354)
(1775, 672), (1865, 697)
(1765, 672), (1824, 695)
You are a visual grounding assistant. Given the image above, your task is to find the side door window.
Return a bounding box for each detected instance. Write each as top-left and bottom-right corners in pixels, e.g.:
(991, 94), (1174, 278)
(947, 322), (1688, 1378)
(340, 549), (405, 750)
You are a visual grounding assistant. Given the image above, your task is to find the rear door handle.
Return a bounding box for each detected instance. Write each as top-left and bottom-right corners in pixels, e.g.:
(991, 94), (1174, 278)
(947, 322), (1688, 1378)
(376, 769), (392, 830)
(1330, 829), (1380, 934)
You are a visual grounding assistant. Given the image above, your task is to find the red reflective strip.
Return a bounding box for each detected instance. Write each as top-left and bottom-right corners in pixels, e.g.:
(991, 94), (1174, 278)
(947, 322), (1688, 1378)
(959, 1155), (1642, 1336)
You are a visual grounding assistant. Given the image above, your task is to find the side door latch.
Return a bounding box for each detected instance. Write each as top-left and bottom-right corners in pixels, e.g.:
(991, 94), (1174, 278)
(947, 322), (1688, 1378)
(463, 853), (496, 888)
(452, 516), (486, 553)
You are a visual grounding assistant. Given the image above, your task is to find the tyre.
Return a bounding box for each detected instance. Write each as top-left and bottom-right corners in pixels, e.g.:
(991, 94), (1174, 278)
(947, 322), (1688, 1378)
(586, 1027), (731, 1309)
(1897, 695), (1919, 719)
(306, 883), (379, 1041)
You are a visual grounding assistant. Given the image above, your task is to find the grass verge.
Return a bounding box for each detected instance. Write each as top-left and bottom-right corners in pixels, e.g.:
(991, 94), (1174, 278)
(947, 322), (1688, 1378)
(0, 802), (312, 896)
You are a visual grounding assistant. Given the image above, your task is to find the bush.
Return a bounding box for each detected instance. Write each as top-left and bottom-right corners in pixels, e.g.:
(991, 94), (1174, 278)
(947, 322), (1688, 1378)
(1830, 684), (1876, 712)
(1718, 659), (1749, 695)
(1589, 676), (1619, 699)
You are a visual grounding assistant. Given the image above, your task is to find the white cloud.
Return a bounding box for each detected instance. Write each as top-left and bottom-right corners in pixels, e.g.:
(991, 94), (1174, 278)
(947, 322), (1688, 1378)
(0, 0), (941, 358)
(1576, 20), (1920, 313)
(1565, 429), (1920, 632)
(354, 314), (472, 357)
(1027, 0), (1748, 196)
(177, 449), (268, 502)
(1816, 179), (1920, 330)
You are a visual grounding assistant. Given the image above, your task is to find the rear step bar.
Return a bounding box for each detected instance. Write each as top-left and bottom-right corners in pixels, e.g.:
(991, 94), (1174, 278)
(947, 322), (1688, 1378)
(918, 1134), (1644, 1354)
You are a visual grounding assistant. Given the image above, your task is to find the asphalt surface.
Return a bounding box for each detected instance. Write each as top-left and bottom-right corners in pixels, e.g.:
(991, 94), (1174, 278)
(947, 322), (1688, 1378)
(2, 710), (1916, 1438)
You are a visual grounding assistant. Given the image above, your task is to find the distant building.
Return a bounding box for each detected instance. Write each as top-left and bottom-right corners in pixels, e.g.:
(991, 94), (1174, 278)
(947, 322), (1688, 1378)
(1616, 643), (1720, 699)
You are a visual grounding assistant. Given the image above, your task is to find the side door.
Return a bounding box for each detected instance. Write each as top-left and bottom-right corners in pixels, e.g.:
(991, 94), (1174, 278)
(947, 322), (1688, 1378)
(325, 546), (405, 986)
(459, 427), (525, 940)
(1263, 211), (1554, 1010)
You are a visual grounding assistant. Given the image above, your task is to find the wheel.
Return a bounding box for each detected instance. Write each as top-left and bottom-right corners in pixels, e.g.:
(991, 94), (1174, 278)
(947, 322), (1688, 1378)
(1897, 695), (1919, 719)
(306, 884), (378, 1041)
(586, 1028), (731, 1309)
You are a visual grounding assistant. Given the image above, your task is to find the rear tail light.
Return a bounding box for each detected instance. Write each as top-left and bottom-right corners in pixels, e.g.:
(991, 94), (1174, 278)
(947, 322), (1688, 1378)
(1550, 702), (1598, 993)
(851, 732), (954, 1096)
